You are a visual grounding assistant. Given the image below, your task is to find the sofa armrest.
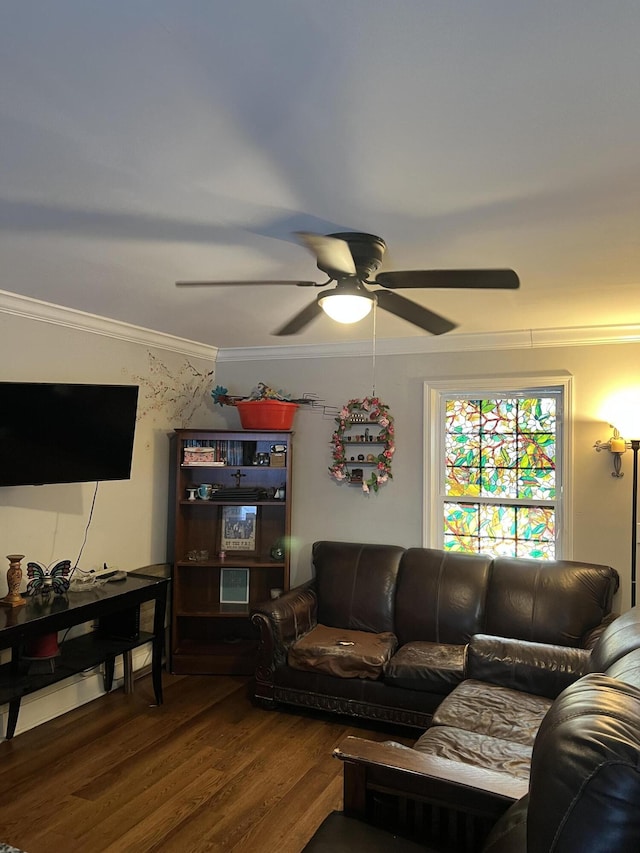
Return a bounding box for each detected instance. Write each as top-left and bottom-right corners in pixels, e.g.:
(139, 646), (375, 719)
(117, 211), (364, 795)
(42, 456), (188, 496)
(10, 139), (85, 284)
(251, 580), (317, 671)
(467, 633), (591, 699)
(582, 611), (619, 650)
(334, 736), (525, 837)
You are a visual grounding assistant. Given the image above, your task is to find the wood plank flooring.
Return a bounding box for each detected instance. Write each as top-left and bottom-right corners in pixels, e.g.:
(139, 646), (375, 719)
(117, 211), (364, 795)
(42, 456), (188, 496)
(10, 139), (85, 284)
(0, 673), (415, 852)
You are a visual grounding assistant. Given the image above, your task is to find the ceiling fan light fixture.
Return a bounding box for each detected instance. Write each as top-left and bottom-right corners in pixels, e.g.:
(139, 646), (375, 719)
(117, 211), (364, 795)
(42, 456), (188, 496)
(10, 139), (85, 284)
(318, 291), (375, 324)
(177, 230), (520, 336)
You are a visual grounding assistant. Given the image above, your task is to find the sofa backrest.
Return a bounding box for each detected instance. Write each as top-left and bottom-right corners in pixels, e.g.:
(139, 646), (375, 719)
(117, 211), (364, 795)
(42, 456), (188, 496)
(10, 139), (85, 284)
(526, 673), (640, 852)
(484, 558), (619, 647)
(394, 548), (493, 646)
(590, 608), (640, 691)
(311, 541), (619, 648)
(485, 673), (640, 852)
(590, 604), (640, 672)
(312, 541), (405, 634)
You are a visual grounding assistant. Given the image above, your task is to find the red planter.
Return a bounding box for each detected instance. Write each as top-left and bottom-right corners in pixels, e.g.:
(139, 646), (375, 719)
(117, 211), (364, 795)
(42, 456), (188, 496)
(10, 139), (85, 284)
(235, 400), (298, 430)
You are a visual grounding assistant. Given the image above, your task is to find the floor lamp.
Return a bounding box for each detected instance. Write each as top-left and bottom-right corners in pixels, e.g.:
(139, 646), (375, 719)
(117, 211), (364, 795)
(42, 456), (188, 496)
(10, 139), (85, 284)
(595, 425), (640, 608)
(631, 439), (639, 608)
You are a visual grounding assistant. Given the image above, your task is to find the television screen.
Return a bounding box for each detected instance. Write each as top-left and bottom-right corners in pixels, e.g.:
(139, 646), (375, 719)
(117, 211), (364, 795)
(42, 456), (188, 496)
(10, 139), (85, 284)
(0, 383), (139, 486)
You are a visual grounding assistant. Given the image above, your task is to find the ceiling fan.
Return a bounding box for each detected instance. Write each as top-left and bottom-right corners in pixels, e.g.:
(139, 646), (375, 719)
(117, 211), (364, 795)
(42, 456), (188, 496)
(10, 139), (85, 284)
(176, 231), (519, 336)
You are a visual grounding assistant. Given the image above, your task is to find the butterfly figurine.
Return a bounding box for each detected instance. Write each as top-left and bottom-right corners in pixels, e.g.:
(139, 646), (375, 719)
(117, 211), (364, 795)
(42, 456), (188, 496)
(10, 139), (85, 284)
(27, 560), (72, 596)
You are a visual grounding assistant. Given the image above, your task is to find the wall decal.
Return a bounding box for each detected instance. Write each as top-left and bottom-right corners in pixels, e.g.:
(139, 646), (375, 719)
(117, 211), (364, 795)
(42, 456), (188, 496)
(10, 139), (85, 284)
(130, 352), (214, 426)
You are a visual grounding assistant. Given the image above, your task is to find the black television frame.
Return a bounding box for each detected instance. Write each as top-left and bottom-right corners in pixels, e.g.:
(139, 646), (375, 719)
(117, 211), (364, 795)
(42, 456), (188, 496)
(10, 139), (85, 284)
(0, 382), (139, 487)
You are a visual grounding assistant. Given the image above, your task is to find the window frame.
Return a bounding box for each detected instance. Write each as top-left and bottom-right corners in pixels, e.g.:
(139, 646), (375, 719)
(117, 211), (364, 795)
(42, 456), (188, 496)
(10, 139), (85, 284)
(423, 374), (573, 559)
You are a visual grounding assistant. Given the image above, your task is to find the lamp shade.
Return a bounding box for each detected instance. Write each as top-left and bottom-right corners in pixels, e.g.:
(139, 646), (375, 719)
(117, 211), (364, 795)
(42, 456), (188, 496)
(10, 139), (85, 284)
(606, 390), (640, 440)
(318, 292), (374, 324)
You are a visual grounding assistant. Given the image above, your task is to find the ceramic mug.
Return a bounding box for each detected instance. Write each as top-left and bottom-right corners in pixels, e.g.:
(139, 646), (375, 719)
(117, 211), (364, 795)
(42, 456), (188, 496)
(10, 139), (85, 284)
(197, 483), (212, 500)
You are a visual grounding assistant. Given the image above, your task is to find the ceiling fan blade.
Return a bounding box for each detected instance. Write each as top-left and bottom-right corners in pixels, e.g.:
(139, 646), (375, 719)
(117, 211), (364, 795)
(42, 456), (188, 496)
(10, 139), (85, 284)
(375, 269), (519, 290)
(295, 231), (357, 276)
(273, 299), (323, 335)
(176, 279), (318, 287)
(375, 290), (457, 335)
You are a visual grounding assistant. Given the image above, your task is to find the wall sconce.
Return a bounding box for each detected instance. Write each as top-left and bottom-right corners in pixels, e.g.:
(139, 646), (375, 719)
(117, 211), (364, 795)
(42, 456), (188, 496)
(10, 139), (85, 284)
(594, 426), (627, 478)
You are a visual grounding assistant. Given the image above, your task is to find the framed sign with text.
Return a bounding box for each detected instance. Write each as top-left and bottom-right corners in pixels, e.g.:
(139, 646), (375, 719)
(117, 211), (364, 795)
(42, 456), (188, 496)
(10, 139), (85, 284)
(220, 505), (258, 553)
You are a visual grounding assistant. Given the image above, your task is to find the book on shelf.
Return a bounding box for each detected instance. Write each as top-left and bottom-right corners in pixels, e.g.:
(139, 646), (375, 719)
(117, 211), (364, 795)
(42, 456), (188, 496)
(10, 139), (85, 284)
(182, 439), (247, 466)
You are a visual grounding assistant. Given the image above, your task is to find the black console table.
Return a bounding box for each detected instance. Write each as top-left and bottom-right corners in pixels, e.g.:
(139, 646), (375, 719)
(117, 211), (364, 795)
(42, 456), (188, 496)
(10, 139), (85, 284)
(0, 572), (168, 740)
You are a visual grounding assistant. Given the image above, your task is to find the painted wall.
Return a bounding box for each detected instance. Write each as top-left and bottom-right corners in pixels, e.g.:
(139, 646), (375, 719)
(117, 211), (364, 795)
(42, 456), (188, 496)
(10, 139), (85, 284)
(2, 299), (637, 735)
(0, 315), (218, 595)
(0, 305), (218, 736)
(3, 310), (631, 611)
(215, 340), (639, 612)
(0, 310), (216, 593)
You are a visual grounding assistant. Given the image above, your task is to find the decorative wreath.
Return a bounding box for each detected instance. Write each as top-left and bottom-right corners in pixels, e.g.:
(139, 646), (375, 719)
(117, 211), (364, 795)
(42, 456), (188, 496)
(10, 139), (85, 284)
(329, 397), (395, 493)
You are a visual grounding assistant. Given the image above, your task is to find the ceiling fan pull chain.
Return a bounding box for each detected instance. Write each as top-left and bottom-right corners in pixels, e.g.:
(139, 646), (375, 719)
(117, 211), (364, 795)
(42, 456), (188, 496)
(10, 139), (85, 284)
(371, 301), (377, 398)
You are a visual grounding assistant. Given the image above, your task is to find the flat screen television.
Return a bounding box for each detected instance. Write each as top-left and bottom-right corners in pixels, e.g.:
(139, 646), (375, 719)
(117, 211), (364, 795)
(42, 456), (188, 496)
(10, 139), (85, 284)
(0, 382), (139, 486)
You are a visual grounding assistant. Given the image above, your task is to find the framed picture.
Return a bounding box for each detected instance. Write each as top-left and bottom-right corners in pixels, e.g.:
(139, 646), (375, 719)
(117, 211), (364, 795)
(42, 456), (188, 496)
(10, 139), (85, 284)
(220, 505), (258, 553)
(220, 567), (250, 604)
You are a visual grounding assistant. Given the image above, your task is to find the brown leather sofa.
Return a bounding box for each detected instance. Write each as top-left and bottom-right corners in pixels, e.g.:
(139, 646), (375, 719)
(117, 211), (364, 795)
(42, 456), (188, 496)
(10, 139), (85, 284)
(305, 606), (640, 852)
(251, 541), (619, 728)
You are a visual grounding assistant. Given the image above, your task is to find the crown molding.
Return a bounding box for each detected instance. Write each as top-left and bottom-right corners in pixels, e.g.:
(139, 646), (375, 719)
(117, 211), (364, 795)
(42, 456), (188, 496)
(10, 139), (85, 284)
(529, 325), (640, 348)
(0, 289), (218, 360)
(3, 288), (639, 363)
(216, 323), (640, 362)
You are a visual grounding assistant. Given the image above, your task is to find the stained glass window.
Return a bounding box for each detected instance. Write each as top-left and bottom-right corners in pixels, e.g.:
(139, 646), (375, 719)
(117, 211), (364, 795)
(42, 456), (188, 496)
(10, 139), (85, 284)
(434, 390), (563, 559)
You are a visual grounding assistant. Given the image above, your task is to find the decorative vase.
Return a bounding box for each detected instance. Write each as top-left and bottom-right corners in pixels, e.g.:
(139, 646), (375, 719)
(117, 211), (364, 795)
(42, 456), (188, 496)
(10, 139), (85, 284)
(1, 554), (27, 608)
(235, 400), (298, 430)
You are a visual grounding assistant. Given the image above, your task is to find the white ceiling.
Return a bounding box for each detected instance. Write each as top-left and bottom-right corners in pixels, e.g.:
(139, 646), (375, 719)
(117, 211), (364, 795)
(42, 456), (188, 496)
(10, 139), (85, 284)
(1, 2), (639, 350)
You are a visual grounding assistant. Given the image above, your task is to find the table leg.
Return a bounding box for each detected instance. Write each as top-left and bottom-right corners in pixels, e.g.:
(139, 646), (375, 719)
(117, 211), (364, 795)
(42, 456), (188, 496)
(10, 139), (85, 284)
(5, 696), (22, 740)
(104, 655), (115, 691)
(151, 586), (167, 705)
(123, 650), (134, 693)
(4, 644), (23, 739)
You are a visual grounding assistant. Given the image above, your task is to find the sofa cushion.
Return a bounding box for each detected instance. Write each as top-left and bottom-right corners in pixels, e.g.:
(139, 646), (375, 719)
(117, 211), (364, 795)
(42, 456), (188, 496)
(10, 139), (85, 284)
(413, 725), (533, 782)
(430, 679), (552, 746)
(394, 548), (493, 647)
(467, 634), (591, 699)
(312, 541), (405, 633)
(484, 558), (618, 647)
(383, 641), (466, 694)
(288, 624), (398, 679)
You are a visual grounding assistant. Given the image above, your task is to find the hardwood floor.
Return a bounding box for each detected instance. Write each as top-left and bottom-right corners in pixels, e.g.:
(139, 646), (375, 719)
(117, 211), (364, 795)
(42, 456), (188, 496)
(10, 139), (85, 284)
(0, 673), (414, 852)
